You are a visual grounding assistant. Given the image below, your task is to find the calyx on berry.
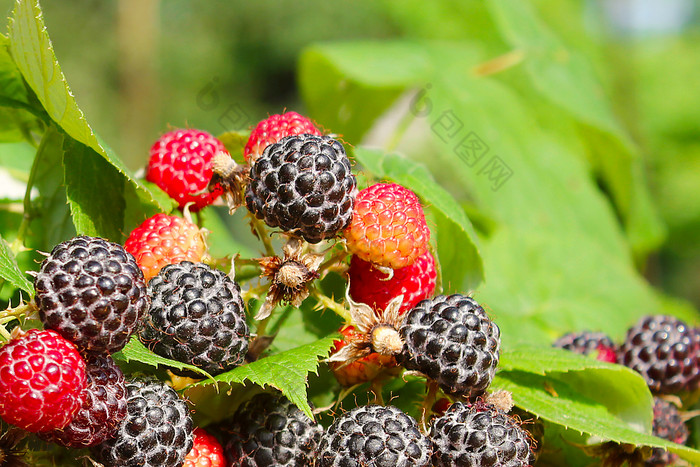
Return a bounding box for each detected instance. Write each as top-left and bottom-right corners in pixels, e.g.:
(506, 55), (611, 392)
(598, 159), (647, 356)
(209, 152), (250, 214)
(327, 292), (405, 366)
(255, 237), (323, 320)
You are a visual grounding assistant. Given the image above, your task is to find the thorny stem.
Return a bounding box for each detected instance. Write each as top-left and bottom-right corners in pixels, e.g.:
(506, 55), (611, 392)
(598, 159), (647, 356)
(0, 301), (38, 321)
(236, 257), (263, 267)
(254, 314), (272, 340)
(0, 324), (11, 341)
(370, 378), (385, 406)
(334, 383), (363, 410)
(419, 380), (440, 434)
(248, 215), (276, 257)
(0, 301), (38, 342)
(317, 246), (349, 278)
(205, 256), (261, 283)
(311, 288), (352, 323)
(241, 282), (269, 302)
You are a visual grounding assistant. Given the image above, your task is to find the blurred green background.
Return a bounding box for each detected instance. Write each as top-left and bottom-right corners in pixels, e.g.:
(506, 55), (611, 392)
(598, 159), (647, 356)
(1, 0), (699, 314)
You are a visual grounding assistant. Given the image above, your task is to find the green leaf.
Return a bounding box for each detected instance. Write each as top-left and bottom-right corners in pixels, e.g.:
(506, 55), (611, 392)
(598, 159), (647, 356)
(30, 125), (75, 250)
(299, 39), (681, 353)
(192, 336), (337, 419)
(494, 370), (700, 465)
(0, 141), (34, 176)
(478, 227), (663, 347)
(485, 0), (665, 255)
(0, 34), (41, 143)
(0, 234), (32, 295)
(353, 148), (483, 289)
(63, 139), (126, 242)
(499, 345), (653, 430)
(7, 0), (169, 214)
(495, 345), (700, 464)
(0, 34), (24, 97)
(299, 43), (423, 142)
(199, 208), (257, 260)
(486, 0), (620, 135)
(217, 130), (249, 165)
(113, 337), (214, 381)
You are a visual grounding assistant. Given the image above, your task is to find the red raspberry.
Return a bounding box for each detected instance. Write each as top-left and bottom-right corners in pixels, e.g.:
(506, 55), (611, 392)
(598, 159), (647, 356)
(244, 111), (322, 163)
(348, 250), (437, 315)
(344, 183), (430, 269)
(329, 326), (398, 387)
(124, 213), (206, 282)
(0, 329), (87, 433)
(146, 129), (227, 211)
(184, 428), (225, 467)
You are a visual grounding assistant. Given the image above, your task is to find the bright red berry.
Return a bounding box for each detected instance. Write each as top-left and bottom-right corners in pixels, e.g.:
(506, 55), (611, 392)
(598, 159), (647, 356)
(184, 428), (225, 467)
(329, 325), (398, 387)
(0, 329), (87, 433)
(348, 250), (437, 315)
(146, 129), (227, 211)
(244, 111), (322, 163)
(344, 183), (431, 269)
(124, 213), (206, 282)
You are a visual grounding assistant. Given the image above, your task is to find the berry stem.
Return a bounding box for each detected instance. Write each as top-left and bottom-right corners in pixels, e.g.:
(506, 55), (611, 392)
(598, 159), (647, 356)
(370, 378), (385, 406)
(248, 214), (276, 257)
(0, 301), (37, 322)
(241, 282), (270, 302)
(419, 380), (440, 434)
(0, 323), (10, 342)
(254, 314), (272, 340)
(310, 289), (351, 322)
(317, 246), (349, 278)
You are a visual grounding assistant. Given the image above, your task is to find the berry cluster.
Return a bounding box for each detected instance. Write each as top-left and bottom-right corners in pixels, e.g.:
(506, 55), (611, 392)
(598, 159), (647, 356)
(554, 315), (700, 464)
(0, 236), (156, 460)
(7, 109), (695, 466)
(0, 111), (536, 466)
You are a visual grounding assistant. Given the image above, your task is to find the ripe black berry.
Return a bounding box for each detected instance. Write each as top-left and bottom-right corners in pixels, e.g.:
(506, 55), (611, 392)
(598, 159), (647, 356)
(91, 378), (193, 467)
(619, 315), (700, 394)
(34, 236), (148, 353)
(141, 261), (249, 376)
(646, 397), (689, 466)
(40, 354), (127, 448)
(317, 404), (431, 467)
(553, 331), (617, 363)
(398, 294), (500, 399)
(430, 402), (532, 467)
(245, 134), (357, 243)
(220, 392), (322, 466)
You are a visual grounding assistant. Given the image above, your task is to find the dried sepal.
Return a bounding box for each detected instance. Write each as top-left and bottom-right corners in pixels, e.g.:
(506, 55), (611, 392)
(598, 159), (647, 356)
(0, 421), (28, 467)
(326, 292), (405, 365)
(209, 151), (249, 213)
(254, 237), (323, 321)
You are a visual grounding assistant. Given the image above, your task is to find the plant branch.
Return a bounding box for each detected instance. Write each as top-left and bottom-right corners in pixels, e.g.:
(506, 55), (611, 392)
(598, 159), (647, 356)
(311, 288), (351, 322)
(419, 380), (440, 434)
(317, 246), (349, 278)
(248, 214), (276, 257)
